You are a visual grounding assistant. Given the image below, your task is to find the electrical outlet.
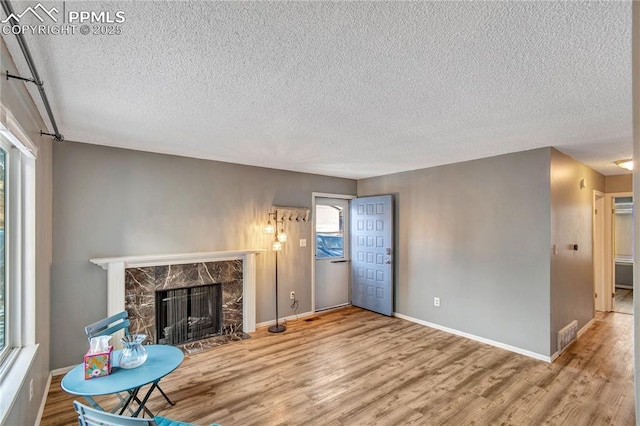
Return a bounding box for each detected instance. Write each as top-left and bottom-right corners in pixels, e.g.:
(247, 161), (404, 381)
(300, 239), (307, 247)
(434, 297), (440, 307)
(29, 378), (33, 401)
(290, 291), (295, 300)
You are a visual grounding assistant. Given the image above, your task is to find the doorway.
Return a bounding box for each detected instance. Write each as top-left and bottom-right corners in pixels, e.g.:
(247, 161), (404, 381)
(612, 196), (633, 315)
(594, 191), (634, 314)
(594, 191), (605, 311)
(313, 195), (353, 312)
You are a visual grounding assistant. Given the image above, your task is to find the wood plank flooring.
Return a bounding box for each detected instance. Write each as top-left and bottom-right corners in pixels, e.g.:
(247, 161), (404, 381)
(615, 289), (633, 315)
(41, 306), (635, 425)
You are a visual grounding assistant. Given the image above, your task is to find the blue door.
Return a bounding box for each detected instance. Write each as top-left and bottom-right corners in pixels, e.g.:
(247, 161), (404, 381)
(350, 195), (394, 316)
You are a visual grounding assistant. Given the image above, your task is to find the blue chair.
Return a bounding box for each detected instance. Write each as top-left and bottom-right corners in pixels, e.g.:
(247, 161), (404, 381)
(73, 400), (195, 426)
(85, 311), (175, 414)
(85, 311), (132, 341)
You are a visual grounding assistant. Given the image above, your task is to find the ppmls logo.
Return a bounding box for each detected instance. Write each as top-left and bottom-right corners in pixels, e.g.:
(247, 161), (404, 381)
(1, 2), (125, 36)
(1, 3), (58, 24)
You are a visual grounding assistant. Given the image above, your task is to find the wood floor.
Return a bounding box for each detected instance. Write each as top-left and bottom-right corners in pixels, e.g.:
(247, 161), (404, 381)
(614, 288), (634, 315)
(41, 307), (635, 426)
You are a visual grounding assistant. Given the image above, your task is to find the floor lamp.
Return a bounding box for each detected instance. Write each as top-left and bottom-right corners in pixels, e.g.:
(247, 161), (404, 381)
(266, 213), (286, 333)
(268, 241), (286, 333)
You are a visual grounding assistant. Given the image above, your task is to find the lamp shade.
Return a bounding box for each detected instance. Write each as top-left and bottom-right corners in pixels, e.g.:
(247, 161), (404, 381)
(264, 222), (275, 234)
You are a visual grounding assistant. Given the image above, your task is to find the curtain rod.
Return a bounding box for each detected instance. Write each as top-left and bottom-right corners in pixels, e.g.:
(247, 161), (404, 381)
(1, 0), (64, 142)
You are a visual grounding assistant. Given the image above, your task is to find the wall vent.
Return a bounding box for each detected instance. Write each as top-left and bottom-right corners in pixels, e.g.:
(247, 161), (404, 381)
(557, 320), (578, 354)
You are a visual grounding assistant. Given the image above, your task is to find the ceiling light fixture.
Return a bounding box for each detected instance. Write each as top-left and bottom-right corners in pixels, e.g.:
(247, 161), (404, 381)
(615, 159), (633, 171)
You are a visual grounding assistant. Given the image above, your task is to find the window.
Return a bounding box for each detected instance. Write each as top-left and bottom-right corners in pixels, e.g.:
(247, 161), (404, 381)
(0, 105), (37, 424)
(316, 204), (345, 259)
(0, 146), (7, 364)
(0, 105), (37, 378)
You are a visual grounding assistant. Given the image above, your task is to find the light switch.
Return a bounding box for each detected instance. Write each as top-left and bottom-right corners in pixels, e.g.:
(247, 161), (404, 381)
(300, 239), (307, 247)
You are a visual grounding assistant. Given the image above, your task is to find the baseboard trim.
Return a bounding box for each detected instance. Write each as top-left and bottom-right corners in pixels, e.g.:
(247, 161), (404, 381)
(256, 311), (314, 329)
(34, 372), (52, 426)
(549, 317), (594, 362)
(51, 365), (74, 377)
(393, 312), (551, 363)
(578, 318), (596, 337)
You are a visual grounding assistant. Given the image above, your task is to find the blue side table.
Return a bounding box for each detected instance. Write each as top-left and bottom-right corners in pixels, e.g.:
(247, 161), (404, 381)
(62, 345), (184, 417)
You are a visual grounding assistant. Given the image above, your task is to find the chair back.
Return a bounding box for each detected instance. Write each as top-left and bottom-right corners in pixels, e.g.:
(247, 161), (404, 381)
(73, 401), (158, 425)
(85, 310), (131, 341)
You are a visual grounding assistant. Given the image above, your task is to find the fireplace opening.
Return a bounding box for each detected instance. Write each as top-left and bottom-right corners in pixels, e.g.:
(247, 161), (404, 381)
(155, 283), (222, 346)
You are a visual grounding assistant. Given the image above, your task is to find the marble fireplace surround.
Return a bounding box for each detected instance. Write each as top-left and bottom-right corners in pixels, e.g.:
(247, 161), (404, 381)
(90, 250), (265, 342)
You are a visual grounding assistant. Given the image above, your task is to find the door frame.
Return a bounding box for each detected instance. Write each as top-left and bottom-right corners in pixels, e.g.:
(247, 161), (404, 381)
(593, 190), (605, 311)
(604, 191), (633, 312)
(311, 192), (356, 313)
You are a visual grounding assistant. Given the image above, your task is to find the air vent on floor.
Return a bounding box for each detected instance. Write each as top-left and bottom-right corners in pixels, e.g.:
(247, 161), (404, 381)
(557, 320), (578, 354)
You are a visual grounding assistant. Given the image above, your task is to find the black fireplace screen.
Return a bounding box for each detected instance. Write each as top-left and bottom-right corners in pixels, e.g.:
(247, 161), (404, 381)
(155, 283), (222, 345)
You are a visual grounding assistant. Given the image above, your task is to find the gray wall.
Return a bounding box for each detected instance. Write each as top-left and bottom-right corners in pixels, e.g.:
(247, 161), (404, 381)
(358, 148), (553, 356)
(0, 39), (53, 424)
(549, 148), (604, 354)
(51, 141), (355, 369)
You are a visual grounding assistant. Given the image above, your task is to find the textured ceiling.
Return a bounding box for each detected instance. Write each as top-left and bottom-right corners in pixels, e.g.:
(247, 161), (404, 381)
(2, 0), (633, 179)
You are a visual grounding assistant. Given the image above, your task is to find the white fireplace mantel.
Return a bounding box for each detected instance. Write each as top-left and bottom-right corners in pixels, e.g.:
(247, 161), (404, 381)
(90, 249), (265, 333)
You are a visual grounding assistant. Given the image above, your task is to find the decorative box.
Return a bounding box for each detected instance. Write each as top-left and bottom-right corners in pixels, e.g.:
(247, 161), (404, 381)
(83, 346), (113, 379)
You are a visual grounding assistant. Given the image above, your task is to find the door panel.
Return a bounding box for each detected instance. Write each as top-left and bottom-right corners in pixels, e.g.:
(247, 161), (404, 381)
(350, 195), (393, 316)
(315, 261), (350, 310)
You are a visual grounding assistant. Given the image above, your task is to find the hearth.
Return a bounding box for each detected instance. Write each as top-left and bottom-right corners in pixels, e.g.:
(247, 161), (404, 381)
(155, 283), (222, 345)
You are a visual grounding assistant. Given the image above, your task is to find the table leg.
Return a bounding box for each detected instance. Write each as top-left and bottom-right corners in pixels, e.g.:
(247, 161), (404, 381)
(82, 396), (102, 411)
(119, 386), (155, 418)
(83, 392), (137, 415)
(157, 385), (176, 406)
(132, 382), (159, 417)
(118, 387), (139, 416)
(110, 392), (136, 415)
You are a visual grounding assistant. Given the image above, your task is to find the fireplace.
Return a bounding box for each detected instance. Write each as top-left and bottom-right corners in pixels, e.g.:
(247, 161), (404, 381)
(124, 260), (247, 353)
(155, 283), (222, 345)
(90, 250), (264, 353)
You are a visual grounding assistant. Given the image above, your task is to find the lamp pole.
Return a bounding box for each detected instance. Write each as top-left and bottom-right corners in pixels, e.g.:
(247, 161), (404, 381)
(268, 248), (286, 333)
